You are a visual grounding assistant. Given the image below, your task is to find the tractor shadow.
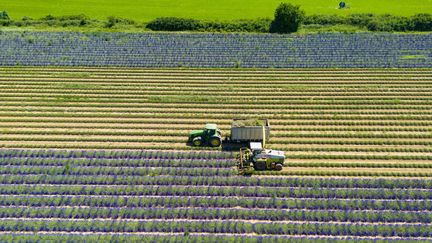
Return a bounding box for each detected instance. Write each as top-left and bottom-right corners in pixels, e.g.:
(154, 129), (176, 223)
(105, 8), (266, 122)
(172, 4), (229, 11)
(185, 140), (246, 152)
(221, 141), (244, 152)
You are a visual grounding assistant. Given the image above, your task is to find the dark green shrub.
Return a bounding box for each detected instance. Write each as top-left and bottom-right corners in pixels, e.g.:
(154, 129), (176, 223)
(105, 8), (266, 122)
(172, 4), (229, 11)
(0, 10), (11, 26)
(146, 17), (202, 31)
(0, 20), (11, 26)
(79, 19), (88, 26)
(367, 15), (411, 31)
(12, 21), (23, 27)
(18, 16), (37, 27)
(40, 14), (55, 21)
(105, 17), (116, 28)
(22, 16), (32, 21)
(383, 15), (411, 31)
(0, 11), (10, 20)
(105, 16), (135, 28)
(203, 18), (271, 32)
(304, 14), (345, 25)
(60, 15), (90, 26)
(270, 3), (305, 33)
(410, 13), (432, 31)
(347, 13), (375, 26)
(37, 14), (93, 27)
(343, 13), (426, 32)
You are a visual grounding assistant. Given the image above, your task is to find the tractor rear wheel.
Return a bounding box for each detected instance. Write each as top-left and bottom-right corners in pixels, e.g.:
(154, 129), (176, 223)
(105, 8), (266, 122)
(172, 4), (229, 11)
(209, 136), (222, 147)
(192, 137), (203, 146)
(275, 163), (283, 171)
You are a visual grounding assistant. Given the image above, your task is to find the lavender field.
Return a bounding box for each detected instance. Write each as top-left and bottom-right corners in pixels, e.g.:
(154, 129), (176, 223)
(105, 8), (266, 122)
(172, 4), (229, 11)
(0, 149), (431, 241)
(1, 30), (432, 241)
(0, 31), (430, 68)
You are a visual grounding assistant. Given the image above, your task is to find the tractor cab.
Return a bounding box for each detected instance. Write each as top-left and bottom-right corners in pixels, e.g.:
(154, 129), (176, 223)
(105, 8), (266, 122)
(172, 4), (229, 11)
(188, 123), (222, 147)
(204, 124), (219, 136)
(249, 142), (263, 154)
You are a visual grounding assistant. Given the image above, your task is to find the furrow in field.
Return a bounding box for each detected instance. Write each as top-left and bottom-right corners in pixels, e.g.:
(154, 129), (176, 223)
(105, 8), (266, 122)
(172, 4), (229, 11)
(2, 89), (432, 97)
(281, 167), (432, 173)
(1, 106), (432, 116)
(7, 76), (428, 83)
(3, 85), (432, 94)
(1, 111), (431, 121)
(284, 159), (432, 165)
(2, 68), (432, 76)
(0, 122), (431, 133)
(2, 67), (432, 73)
(3, 87), (432, 97)
(1, 75), (431, 81)
(2, 127), (431, 136)
(1, 100), (431, 108)
(2, 78), (432, 86)
(3, 81), (432, 89)
(1, 116), (432, 127)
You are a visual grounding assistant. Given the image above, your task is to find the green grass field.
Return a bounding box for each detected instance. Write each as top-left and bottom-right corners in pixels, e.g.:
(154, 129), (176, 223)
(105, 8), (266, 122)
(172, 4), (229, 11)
(2, 0), (431, 22)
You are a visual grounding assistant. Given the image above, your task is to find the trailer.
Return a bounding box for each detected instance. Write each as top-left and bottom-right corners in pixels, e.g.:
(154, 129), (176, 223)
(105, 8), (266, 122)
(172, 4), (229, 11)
(229, 118), (270, 147)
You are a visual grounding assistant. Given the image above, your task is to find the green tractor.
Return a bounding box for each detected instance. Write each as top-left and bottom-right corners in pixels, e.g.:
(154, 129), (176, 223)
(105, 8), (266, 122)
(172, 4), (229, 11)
(188, 123), (222, 147)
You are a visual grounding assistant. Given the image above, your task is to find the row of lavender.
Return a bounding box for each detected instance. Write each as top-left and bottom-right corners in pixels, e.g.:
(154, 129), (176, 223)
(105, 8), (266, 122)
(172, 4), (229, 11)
(1, 150), (432, 188)
(0, 149), (233, 159)
(0, 220), (431, 237)
(5, 234), (427, 242)
(0, 32), (430, 68)
(2, 195), (430, 210)
(0, 149), (431, 240)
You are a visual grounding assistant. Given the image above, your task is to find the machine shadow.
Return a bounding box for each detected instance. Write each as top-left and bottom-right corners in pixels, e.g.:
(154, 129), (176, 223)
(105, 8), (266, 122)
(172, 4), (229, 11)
(221, 140), (247, 152)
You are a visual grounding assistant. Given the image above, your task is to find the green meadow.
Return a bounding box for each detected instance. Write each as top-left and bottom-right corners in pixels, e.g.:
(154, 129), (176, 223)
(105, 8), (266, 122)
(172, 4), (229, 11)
(2, 0), (431, 22)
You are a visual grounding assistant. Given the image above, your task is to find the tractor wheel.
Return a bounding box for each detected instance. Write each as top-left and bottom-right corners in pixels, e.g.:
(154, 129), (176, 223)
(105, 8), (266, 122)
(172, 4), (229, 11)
(192, 137), (203, 146)
(254, 160), (267, 171)
(209, 136), (222, 147)
(275, 163), (283, 171)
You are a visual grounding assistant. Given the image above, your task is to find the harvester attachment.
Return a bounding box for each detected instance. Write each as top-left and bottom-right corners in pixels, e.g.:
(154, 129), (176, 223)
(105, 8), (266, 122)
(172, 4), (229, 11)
(237, 147), (254, 175)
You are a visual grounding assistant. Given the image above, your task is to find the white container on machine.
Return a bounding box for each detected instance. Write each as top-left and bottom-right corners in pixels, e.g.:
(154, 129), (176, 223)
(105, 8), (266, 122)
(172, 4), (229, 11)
(230, 119), (270, 145)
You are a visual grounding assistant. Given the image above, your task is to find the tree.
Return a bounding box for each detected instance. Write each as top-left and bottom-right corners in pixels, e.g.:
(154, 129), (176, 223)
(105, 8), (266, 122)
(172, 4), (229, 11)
(411, 13), (432, 31)
(0, 11), (10, 20)
(105, 16), (117, 28)
(270, 3), (305, 33)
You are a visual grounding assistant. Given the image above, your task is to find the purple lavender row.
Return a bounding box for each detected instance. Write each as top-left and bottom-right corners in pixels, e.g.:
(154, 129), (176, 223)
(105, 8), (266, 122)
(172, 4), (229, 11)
(0, 149), (234, 160)
(0, 206), (431, 223)
(0, 157), (235, 168)
(0, 219), (432, 236)
(2, 150), (432, 189)
(1, 184), (431, 199)
(0, 166), (236, 177)
(2, 233), (430, 242)
(2, 174), (432, 190)
(1, 195), (429, 211)
(0, 32), (430, 68)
